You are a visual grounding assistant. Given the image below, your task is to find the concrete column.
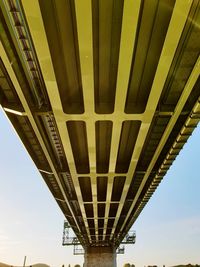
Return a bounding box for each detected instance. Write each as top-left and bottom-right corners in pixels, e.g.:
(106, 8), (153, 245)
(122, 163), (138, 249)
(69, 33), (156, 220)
(84, 246), (116, 267)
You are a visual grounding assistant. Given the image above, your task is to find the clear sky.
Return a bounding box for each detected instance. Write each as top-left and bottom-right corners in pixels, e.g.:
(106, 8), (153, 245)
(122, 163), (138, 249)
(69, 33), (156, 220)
(0, 107), (200, 267)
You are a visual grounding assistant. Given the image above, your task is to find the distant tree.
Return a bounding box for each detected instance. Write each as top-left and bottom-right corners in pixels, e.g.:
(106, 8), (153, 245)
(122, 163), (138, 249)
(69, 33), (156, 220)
(124, 264), (131, 267)
(74, 265), (80, 267)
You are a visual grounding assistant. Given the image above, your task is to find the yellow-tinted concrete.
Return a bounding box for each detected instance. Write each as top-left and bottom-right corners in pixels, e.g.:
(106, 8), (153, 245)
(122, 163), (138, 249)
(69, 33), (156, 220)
(0, 0), (199, 250)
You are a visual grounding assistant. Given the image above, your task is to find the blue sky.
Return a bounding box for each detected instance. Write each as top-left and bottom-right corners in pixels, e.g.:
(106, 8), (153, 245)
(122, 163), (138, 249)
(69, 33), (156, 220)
(0, 108), (199, 267)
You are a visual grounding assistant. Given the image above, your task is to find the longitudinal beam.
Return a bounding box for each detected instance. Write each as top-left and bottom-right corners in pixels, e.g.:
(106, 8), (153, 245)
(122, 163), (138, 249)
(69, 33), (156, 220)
(111, 0), (195, 241)
(20, 0), (93, 242)
(104, 0), (141, 241)
(74, 0), (98, 241)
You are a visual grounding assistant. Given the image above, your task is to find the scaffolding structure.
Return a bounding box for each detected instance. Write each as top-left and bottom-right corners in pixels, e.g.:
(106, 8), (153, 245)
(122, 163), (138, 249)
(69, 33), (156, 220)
(62, 220), (135, 255)
(121, 231), (136, 244)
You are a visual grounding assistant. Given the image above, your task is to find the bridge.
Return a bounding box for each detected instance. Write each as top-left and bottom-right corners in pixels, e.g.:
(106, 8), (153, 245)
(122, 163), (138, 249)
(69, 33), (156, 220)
(0, 0), (199, 266)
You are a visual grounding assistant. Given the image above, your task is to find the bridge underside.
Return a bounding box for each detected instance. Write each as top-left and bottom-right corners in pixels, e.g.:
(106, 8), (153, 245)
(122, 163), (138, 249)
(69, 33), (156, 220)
(0, 1), (200, 259)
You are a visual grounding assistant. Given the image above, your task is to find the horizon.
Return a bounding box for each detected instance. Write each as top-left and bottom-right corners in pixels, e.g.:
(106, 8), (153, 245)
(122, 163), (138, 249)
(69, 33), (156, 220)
(0, 263), (200, 267)
(0, 107), (200, 266)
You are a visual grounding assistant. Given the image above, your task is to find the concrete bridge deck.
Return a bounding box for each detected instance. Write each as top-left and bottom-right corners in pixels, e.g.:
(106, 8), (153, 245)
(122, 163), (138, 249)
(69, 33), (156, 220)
(0, 1), (199, 266)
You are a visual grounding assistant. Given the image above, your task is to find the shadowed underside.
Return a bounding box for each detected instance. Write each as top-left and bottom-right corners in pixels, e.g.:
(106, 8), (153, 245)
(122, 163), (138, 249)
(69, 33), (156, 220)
(0, 0), (199, 250)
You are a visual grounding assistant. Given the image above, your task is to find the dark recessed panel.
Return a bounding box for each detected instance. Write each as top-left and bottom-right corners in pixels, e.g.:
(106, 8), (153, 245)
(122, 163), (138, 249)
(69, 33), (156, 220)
(111, 176), (126, 201)
(120, 200), (132, 217)
(39, 0), (84, 113)
(108, 203), (119, 218)
(97, 176), (108, 201)
(106, 219), (115, 239)
(115, 121), (141, 173)
(96, 121), (112, 173)
(90, 228), (96, 238)
(87, 219), (95, 229)
(98, 219), (104, 228)
(136, 116), (170, 171)
(91, 235), (96, 241)
(126, 172), (144, 201)
(91, 235), (96, 243)
(67, 121), (89, 173)
(125, 0), (175, 113)
(107, 219), (115, 228)
(79, 177), (92, 202)
(98, 203), (105, 217)
(84, 204), (94, 218)
(114, 216), (126, 235)
(92, 0), (124, 113)
(105, 235), (110, 241)
(0, 59), (23, 109)
(98, 229), (103, 238)
(159, 3), (200, 112)
(106, 228), (112, 236)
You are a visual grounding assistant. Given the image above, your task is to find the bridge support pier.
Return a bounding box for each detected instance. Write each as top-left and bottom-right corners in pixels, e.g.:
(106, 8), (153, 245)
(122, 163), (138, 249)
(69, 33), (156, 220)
(84, 246), (116, 267)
